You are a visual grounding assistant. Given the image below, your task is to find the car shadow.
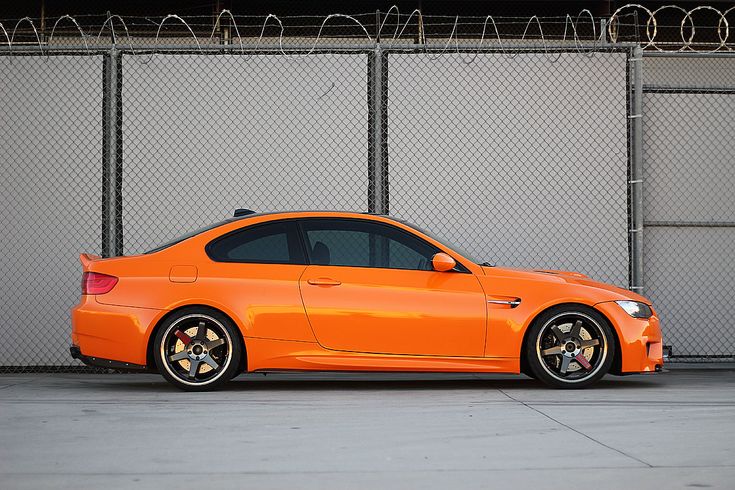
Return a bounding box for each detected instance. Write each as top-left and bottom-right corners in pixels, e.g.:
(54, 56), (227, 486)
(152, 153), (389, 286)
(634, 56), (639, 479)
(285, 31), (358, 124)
(85, 372), (662, 392)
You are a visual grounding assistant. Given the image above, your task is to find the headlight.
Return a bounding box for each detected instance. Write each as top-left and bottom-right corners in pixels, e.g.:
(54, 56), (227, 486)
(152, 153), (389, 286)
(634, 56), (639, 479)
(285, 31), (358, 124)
(615, 300), (653, 319)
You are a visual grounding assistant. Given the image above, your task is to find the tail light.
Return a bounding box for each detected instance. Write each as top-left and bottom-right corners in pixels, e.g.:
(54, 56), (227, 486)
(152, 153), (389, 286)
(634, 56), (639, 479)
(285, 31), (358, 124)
(81, 272), (118, 295)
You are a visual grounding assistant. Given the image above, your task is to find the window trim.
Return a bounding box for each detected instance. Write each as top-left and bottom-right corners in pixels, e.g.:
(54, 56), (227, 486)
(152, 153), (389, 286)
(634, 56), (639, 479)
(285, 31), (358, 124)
(205, 219), (307, 265)
(296, 217), (470, 273)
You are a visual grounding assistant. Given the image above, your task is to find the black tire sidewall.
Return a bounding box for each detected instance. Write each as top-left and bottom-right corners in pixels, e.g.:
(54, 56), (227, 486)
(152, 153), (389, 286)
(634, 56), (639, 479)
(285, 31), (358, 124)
(153, 307), (242, 392)
(526, 305), (615, 389)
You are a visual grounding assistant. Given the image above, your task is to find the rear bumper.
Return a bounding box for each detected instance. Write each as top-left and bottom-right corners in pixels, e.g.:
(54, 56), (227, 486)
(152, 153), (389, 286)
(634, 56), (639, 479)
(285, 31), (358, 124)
(70, 344), (149, 372)
(71, 295), (164, 366)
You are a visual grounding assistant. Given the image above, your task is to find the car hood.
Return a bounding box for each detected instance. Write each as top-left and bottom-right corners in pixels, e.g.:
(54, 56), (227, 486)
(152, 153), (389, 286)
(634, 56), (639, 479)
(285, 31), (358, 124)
(482, 266), (651, 305)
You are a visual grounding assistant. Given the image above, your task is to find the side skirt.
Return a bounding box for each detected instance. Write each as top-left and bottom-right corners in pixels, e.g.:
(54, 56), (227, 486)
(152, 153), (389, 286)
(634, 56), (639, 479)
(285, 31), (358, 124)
(244, 337), (520, 374)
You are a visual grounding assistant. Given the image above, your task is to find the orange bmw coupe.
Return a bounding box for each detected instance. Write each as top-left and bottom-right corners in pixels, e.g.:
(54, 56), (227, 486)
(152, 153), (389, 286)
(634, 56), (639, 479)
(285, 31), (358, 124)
(71, 210), (663, 391)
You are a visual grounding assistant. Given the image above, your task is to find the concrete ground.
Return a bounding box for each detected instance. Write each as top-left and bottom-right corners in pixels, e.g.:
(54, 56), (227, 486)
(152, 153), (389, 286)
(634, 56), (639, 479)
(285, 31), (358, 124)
(0, 369), (734, 489)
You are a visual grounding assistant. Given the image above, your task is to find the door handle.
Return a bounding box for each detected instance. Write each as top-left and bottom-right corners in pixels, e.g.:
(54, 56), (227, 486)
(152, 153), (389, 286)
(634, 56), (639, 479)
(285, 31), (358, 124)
(307, 278), (342, 286)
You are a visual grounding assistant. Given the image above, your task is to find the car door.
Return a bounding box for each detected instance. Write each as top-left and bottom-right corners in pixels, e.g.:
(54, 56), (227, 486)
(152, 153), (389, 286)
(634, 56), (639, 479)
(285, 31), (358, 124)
(298, 218), (487, 357)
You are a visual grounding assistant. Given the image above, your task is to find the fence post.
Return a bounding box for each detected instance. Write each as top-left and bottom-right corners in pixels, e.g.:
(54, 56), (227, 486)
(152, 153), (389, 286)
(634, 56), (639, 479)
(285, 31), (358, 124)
(368, 43), (389, 215)
(599, 19), (607, 46)
(102, 45), (123, 257)
(629, 45), (644, 292)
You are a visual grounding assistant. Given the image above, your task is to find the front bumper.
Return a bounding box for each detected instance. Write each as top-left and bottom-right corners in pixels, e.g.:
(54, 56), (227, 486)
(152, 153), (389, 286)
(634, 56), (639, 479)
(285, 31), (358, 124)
(595, 301), (664, 374)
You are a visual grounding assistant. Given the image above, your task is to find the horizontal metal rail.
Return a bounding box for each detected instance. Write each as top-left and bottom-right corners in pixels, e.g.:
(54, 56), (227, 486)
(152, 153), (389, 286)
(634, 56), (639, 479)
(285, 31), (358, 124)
(643, 51), (735, 59)
(0, 42), (637, 54)
(645, 221), (735, 228)
(643, 85), (735, 95)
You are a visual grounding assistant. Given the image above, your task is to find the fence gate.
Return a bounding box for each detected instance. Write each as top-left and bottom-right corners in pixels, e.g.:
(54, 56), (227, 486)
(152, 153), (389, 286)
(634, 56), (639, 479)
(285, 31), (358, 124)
(642, 52), (735, 359)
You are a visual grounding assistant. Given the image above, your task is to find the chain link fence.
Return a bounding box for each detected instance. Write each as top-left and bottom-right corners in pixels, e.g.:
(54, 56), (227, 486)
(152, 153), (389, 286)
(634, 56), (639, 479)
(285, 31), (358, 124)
(121, 51), (370, 254)
(1, 10), (734, 370)
(387, 49), (631, 285)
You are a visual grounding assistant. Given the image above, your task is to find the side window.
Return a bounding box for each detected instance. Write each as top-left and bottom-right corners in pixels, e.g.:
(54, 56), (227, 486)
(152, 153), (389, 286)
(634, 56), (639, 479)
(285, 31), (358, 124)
(207, 221), (305, 264)
(300, 219), (440, 271)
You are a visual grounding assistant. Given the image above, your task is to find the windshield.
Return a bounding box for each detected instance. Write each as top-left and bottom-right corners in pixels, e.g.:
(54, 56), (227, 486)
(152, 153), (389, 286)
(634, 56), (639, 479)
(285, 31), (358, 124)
(145, 218), (237, 254)
(392, 218), (485, 264)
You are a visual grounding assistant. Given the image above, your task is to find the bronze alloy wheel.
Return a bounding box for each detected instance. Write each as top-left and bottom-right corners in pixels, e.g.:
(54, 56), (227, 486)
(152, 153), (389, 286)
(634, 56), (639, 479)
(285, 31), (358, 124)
(154, 308), (242, 391)
(526, 306), (615, 389)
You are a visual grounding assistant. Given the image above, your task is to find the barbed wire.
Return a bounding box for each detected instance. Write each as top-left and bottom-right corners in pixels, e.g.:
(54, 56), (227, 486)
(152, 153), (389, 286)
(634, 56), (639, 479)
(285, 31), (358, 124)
(609, 3), (732, 51)
(47, 15), (89, 53)
(1, 4), (734, 56)
(95, 14), (136, 54)
(8, 16), (42, 53)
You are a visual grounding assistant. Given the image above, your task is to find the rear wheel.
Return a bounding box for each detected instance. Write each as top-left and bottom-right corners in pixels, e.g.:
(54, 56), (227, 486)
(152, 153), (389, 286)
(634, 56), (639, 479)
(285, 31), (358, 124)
(526, 305), (614, 389)
(154, 308), (241, 391)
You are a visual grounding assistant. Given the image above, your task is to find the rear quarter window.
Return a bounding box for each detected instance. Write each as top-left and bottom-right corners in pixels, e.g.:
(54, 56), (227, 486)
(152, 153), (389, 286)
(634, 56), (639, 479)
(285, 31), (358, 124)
(206, 221), (306, 264)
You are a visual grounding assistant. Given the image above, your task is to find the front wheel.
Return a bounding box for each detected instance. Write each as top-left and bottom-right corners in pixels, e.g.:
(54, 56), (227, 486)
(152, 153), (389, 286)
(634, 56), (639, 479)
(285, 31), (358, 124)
(154, 308), (242, 391)
(526, 306), (615, 389)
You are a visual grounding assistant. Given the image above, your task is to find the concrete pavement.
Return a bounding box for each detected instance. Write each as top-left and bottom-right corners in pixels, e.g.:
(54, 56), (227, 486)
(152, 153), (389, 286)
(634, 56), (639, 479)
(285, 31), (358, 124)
(1, 370), (734, 489)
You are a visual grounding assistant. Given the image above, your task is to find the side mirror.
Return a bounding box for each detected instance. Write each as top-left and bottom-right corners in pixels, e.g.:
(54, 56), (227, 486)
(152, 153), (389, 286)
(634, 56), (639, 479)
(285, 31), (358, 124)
(431, 253), (456, 272)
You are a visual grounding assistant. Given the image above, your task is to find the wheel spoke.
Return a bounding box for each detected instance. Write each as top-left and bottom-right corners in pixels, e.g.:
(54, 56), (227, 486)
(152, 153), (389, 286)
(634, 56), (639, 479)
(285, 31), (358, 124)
(206, 338), (226, 351)
(580, 338), (600, 349)
(542, 345), (563, 356)
(550, 325), (566, 342)
(174, 330), (192, 344)
(169, 350), (188, 362)
(202, 355), (219, 370)
(188, 359), (201, 379)
(559, 356), (572, 374)
(194, 321), (207, 341)
(575, 353), (593, 370)
(570, 320), (583, 339)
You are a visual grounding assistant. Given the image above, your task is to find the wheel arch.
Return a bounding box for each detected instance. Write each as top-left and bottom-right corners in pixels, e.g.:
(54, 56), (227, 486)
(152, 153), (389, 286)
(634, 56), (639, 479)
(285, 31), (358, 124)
(146, 304), (248, 375)
(519, 302), (622, 376)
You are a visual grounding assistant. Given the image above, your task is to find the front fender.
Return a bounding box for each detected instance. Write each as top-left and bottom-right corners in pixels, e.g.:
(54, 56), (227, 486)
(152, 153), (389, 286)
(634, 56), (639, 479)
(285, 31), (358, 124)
(478, 270), (643, 362)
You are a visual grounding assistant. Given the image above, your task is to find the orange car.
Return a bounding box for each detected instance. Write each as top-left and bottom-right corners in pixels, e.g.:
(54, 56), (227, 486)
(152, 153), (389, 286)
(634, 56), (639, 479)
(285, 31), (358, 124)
(71, 210), (663, 391)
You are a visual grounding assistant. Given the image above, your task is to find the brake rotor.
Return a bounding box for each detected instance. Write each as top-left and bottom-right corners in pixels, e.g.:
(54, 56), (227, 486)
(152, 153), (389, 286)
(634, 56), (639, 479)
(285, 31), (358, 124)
(173, 327), (221, 374)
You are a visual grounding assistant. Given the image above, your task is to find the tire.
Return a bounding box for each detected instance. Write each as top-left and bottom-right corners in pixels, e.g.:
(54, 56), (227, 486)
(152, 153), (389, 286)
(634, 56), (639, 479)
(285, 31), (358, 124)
(525, 305), (615, 389)
(154, 307), (242, 392)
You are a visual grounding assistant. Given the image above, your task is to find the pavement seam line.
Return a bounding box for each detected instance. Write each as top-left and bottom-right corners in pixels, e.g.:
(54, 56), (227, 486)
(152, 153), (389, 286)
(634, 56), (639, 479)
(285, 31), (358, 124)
(497, 388), (654, 468)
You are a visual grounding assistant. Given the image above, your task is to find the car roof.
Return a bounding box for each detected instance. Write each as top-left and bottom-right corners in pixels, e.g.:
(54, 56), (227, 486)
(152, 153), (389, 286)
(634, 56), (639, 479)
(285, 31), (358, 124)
(224, 210), (398, 226)
(234, 210), (388, 219)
